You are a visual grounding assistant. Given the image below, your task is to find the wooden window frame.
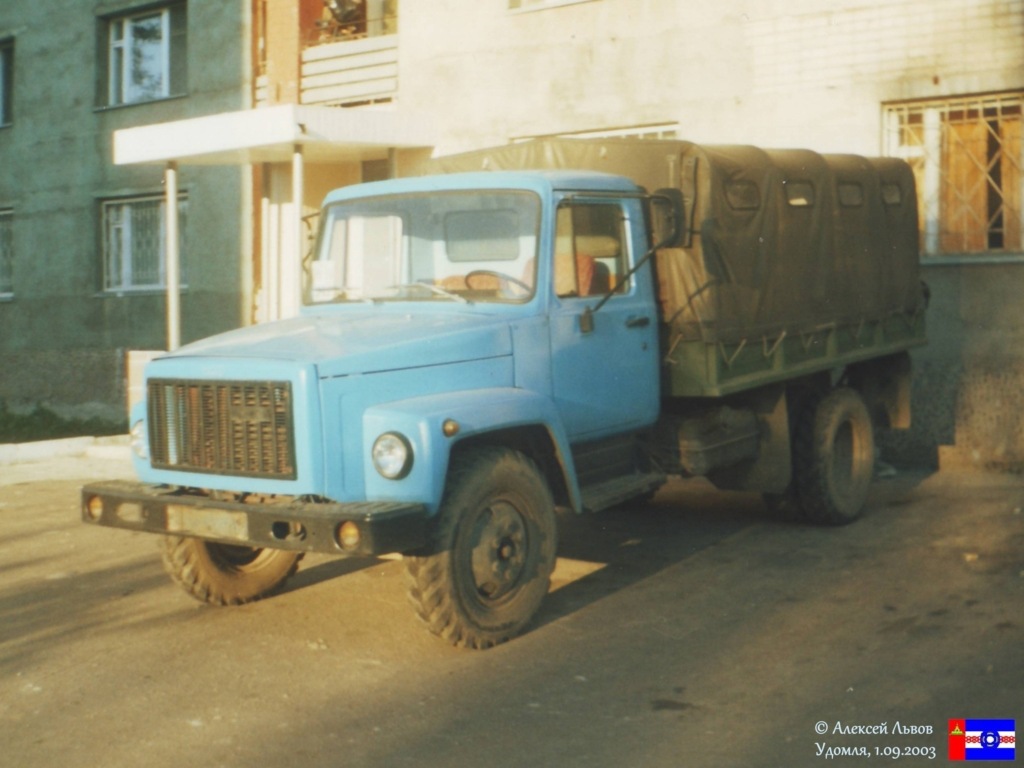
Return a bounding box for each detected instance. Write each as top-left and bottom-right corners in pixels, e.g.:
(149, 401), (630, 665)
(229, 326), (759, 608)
(884, 93), (1023, 260)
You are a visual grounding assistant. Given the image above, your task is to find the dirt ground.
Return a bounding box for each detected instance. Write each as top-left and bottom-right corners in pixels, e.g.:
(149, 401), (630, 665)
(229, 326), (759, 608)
(1, 452), (1021, 767)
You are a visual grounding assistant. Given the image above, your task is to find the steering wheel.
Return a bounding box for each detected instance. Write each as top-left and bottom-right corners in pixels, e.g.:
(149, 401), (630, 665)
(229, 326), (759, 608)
(464, 270), (532, 297)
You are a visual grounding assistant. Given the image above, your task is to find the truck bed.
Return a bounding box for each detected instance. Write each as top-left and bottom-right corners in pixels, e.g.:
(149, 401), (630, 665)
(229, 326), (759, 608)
(662, 309), (926, 397)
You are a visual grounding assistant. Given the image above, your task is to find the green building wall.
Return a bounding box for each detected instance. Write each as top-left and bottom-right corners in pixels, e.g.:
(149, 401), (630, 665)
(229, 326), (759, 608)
(0, 0), (252, 423)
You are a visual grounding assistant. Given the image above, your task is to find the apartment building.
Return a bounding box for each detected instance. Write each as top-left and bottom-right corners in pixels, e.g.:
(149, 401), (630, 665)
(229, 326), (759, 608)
(1, 0), (1022, 467)
(0, 0), (254, 421)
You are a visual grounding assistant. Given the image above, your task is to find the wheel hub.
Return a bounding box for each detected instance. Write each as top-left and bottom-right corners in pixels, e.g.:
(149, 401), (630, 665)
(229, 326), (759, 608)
(469, 502), (528, 602)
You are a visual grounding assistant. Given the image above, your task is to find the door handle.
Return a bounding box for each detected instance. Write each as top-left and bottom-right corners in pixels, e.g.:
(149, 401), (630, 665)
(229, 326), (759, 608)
(625, 315), (651, 328)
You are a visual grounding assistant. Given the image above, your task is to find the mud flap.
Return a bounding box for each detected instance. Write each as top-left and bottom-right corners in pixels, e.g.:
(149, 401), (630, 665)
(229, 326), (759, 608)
(706, 384), (792, 493)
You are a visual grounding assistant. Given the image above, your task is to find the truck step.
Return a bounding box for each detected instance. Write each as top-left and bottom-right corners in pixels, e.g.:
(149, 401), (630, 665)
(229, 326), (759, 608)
(579, 472), (667, 514)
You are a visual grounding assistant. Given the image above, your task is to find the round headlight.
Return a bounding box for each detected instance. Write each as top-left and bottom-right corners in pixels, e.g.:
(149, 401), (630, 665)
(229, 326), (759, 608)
(372, 432), (413, 479)
(130, 420), (149, 460)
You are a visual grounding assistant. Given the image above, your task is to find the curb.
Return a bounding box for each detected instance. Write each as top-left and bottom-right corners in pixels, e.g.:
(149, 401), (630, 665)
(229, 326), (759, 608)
(0, 435), (130, 466)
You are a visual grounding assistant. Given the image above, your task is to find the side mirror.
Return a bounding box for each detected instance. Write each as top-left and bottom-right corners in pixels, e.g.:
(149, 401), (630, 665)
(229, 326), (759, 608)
(650, 188), (688, 248)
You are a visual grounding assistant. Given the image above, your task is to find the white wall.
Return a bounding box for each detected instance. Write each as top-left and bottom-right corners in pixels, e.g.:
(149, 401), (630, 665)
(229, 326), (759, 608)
(399, 0), (1023, 156)
(396, 0), (1024, 468)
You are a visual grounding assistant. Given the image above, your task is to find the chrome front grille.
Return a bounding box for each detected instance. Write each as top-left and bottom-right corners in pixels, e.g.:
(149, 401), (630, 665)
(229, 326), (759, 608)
(147, 379), (297, 480)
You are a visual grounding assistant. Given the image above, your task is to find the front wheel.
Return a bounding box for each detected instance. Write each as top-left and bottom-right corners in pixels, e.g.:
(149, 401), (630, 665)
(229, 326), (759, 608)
(161, 537), (304, 605)
(405, 448), (558, 649)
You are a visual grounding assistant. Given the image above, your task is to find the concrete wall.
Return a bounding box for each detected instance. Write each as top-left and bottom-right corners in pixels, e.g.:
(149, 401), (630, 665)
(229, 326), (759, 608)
(892, 264), (1024, 470)
(0, 0), (253, 421)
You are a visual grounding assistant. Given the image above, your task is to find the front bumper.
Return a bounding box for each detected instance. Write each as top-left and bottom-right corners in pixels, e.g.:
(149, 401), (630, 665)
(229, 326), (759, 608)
(81, 480), (429, 557)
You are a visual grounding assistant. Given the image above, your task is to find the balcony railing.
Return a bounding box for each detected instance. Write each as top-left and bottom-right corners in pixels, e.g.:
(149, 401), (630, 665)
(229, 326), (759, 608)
(302, 34), (398, 107)
(256, 33), (397, 108)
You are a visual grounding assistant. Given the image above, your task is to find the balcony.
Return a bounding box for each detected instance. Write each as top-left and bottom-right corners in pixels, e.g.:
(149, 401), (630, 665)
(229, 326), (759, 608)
(255, 0), (399, 109)
(301, 34), (398, 106)
(256, 33), (398, 108)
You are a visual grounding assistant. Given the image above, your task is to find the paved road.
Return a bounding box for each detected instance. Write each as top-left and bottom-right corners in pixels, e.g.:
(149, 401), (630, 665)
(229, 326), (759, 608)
(1, 453), (1021, 767)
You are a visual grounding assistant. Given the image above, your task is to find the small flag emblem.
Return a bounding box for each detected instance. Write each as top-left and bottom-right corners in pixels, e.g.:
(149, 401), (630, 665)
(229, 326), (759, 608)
(949, 719), (1016, 761)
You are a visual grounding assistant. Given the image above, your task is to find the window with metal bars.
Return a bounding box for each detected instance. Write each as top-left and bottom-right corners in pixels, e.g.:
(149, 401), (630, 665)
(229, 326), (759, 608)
(884, 93), (1023, 258)
(101, 195), (188, 292)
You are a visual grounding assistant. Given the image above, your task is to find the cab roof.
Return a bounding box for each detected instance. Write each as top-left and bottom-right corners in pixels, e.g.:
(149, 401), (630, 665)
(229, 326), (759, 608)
(322, 169), (642, 205)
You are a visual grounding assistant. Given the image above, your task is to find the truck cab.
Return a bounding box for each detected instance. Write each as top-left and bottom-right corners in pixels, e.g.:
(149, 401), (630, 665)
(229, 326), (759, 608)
(83, 170), (673, 648)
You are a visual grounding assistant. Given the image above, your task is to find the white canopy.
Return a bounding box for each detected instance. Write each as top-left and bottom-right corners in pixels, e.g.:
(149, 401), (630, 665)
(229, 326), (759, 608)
(112, 104), (435, 349)
(113, 103), (435, 166)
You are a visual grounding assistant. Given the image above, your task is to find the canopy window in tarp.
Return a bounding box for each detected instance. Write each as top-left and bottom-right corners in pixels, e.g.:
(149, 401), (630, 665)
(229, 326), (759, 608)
(661, 144), (924, 343)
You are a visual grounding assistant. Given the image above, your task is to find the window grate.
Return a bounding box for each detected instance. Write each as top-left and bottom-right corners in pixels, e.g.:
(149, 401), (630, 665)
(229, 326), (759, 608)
(884, 93), (1023, 257)
(101, 195), (187, 291)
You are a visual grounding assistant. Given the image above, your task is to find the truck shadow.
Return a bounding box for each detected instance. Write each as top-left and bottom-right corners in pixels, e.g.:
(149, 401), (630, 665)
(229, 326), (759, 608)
(277, 477), (765, 605)
(280, 553), (390, 593)
(274, 473), (934, 634)
(535, 471), (933, 632)
(537, 478), (766, 629)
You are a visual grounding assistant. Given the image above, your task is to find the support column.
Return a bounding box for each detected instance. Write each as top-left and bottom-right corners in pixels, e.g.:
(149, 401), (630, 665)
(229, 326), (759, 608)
(923, 109), (941, 256)
(288, 142), (305, 316)
(164, 161), (181, 350)
(259, 164), (275, 323)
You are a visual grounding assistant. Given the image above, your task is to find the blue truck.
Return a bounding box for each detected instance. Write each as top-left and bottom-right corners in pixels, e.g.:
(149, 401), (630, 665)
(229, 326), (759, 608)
(82, 139), (927, 648)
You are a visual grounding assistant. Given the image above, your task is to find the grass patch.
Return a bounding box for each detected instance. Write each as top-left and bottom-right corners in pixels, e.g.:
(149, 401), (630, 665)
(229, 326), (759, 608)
(0, 403), (126, 444)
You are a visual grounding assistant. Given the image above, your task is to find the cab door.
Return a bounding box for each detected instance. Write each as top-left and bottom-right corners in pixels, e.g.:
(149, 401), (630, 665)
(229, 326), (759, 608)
(548, 197), (660, 441)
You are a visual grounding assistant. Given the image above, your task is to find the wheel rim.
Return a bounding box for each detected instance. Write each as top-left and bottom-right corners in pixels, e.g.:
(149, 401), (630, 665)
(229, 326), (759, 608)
(832, 420), (855, 493)
(466, 500), (529, 605)
(829, 412), (871, 509)
(207, 543), (265, 570)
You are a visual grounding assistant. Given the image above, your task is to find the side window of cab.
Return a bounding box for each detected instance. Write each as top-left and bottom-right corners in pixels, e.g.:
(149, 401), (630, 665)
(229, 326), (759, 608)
(553, 203), (629, 298)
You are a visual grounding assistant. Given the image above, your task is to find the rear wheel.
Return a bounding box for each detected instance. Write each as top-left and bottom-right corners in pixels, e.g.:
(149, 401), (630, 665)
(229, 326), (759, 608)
(791, 387), (875, 525)
(161, 537), (303, 605)
(405, 447), (557, 649)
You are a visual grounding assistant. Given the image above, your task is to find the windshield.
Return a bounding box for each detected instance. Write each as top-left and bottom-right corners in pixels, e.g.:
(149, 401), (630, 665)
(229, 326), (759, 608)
(306, 190), (541, 305)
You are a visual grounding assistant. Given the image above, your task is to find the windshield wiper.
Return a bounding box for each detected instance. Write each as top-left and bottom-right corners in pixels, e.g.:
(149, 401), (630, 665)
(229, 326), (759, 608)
(389, 282), (470, 304)
(325, 289), (373, 305)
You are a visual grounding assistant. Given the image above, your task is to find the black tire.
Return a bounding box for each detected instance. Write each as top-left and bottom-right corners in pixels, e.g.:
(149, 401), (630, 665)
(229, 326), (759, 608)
(161, 536), (304, 606)
(404, 448), (558, 649)
(792, 387), (875, 525)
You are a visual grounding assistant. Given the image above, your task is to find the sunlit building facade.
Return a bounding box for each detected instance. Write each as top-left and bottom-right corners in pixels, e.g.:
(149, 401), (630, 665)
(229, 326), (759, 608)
(1, 0), (1022, 466)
